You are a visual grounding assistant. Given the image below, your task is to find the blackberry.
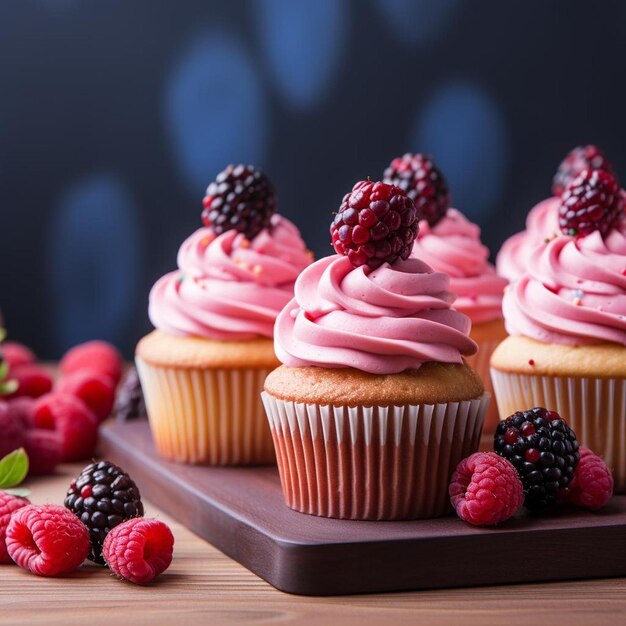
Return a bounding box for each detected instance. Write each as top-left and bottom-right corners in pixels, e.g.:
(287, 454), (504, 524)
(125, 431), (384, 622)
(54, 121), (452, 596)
(494, 407), (580, 511)
(201, 164), (277, 241)
(558, 168), (623, 238)
(330, 180), (418, 269)
(383, 153), (451, 227)
(552, 145), (614, 196)
(64, 461), (144, 564)
(113, 367), (146, 421)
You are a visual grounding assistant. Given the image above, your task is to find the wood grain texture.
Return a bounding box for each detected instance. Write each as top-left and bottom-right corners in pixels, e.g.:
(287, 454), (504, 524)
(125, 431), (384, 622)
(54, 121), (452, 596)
(0, 462), (624, 625)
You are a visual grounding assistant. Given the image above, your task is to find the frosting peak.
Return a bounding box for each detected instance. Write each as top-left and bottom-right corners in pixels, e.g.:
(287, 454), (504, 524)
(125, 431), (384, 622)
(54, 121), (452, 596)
(496, 197), (561, 282)
(503, 213), (626, 346)
(275, 254), (477, 374)
(149, 215), (312, 340)
(412, 209), (507, 323)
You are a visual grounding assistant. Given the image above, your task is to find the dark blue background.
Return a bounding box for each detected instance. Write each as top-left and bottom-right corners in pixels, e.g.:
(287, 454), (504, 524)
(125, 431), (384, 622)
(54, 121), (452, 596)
(2, 0), (625, 357)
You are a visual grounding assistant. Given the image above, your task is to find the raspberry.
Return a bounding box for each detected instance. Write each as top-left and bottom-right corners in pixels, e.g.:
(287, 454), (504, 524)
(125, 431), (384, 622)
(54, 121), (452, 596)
(59, 341), (123, 385)
(330, 180), (418, 269)
(0, 492), (30, 564)
(383, 153), (451, 226)
(24, 429), (62, 476)
(6, 504), (90, 576)
(57, 371), (116, 423)
(564, 447), (613, 511)
(102, 518), (174, 584)
(1, 342), (36, 369)
(8, 397), (36, 429)
(494, 407), (580, 511)
(201, 164), (277, 241)
(65, 461), (144, 563)
(32, 393), (98, 462)
(0, 401), (25, 459)
(449, 452), (524, 526)
(6, 364), (53, 400)
(558, 169), (623, 238)
(113, 367), (146, 422)
(552, 145), (614, 196)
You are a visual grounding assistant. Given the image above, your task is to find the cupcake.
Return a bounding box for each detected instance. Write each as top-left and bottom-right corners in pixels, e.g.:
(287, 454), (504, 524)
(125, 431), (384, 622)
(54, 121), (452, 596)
(491, 167), (626, 492)
(262, 179), (489, 520)
(496, 145), (614, 282)
(136, 164), (312, 465)
(384, 154), (507, 432)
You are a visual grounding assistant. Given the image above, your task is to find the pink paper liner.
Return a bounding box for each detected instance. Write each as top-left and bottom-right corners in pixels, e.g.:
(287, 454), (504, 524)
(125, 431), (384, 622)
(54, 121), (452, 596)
(261, 392), (489, 520)
(491, 369), (626, 493)
(136, 357), (275, 465)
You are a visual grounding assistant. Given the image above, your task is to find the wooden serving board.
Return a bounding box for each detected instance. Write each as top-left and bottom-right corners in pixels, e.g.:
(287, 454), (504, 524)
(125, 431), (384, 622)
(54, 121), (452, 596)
(100, 421), (626, 596)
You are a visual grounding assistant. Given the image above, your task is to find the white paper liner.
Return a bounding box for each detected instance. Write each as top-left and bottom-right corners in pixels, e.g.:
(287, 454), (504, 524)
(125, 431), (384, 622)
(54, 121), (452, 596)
(261, 392), (490, 520)
(491, 369), (626, 493)
(136, 357), (275, 465)
(466, 336), (504, 435)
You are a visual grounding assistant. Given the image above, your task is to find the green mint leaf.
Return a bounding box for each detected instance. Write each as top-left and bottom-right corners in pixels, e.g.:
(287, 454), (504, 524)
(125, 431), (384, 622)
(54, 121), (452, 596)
(3, 488), (30, 498)
(0, 360), (9, 380)
(0, 448), (29, 489)
(0, 328), (6, 343)
(0, 379), (18, 395)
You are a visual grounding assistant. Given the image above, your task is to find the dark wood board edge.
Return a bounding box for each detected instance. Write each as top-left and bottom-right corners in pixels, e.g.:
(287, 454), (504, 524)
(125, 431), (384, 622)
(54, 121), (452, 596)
(100, 423), (626, 596)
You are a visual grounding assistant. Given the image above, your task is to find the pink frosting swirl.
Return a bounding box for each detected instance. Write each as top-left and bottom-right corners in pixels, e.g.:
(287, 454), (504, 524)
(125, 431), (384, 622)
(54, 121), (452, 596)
(503, 213), (626, 346)
(149, 215), (312, 340)
(412, 209), (507, 324)
(275, 254), (477, 374)
(496, 197), (561, 282)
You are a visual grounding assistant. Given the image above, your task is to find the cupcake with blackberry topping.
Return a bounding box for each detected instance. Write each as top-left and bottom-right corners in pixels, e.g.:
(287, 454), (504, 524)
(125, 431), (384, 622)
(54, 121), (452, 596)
(136, 164), (312, 465)
(384, 153), (508, 433)
(262, 179), (489, 520)
(491, 167), (626, 492)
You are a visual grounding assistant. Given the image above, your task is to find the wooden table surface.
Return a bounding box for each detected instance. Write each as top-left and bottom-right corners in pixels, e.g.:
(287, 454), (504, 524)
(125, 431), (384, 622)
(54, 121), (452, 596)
(1, 464), (624, 626)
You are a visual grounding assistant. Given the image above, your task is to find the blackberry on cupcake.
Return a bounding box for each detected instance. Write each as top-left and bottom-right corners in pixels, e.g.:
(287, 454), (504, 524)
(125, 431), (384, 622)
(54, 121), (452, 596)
(201, 164), (277, 241)
(383, 153), (450, 226)
(552, 144), (614, 196)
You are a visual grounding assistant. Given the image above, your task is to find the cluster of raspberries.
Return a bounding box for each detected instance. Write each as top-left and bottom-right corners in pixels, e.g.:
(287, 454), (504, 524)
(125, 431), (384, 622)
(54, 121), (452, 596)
(0, 462), (173, 584)
(449, 408), (614, 526)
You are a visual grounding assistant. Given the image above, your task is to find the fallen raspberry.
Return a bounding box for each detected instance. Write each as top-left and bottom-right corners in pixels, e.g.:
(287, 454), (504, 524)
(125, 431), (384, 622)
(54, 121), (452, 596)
(6, 364), (53, 400)
(24, 429), (62, 476)
(57, 371), (116, 422)
(0, 401), (25, 459)
(59, 341), (123, 385)
(449, 452), (524, 526)
(565, 447), (614, 511)
(0, 492), (30, 564)
(102, 518), (174, 584)
(6, 504), (90, 576)
(1, 342), (36, 369)
(8, 397), (36, 429)
(32, 393), (98, 462)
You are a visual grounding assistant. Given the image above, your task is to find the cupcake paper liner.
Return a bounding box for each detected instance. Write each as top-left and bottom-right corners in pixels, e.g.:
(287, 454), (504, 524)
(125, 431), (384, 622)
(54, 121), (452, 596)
(490, 369), (626, 493)
(261, 392), (489, 520)
(136, 357), (275, 465)
(466, 337), (504, 437)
